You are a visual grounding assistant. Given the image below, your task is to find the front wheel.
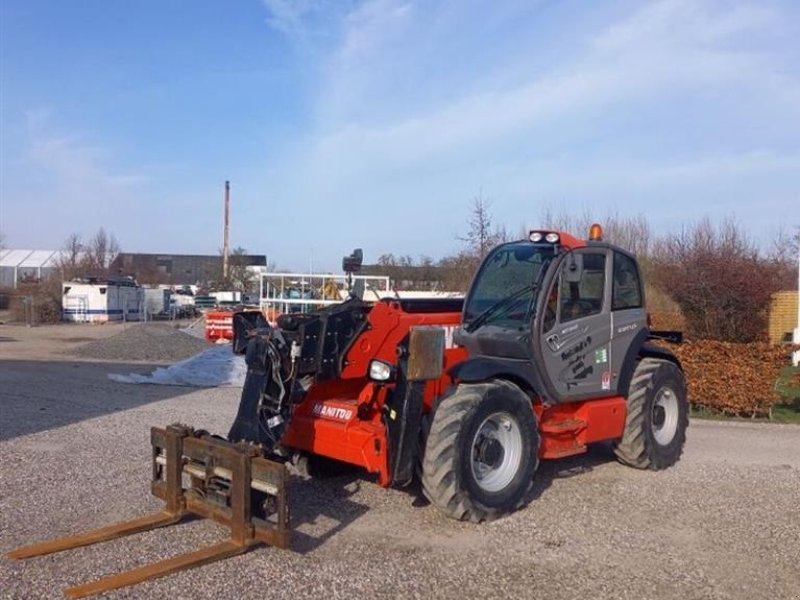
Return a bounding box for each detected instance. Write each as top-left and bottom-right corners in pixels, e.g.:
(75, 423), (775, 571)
(421, 380), (539, 522)
(614, 358), (689, 470)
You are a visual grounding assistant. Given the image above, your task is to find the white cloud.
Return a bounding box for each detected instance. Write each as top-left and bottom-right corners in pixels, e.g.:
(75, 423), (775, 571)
(262, 0), (800, 165)
(256, 0), (800, 263)
(338, 0), (412, 61)
(298, 0), (798, 182)
(261, 0), (318, 36)
(490, 150), (800, 196)
(261, 0), (353, 46)
(592, 0), (775, 51)
(3, 109), (148, 245)
(613, 151), (800, 187)
(23, 109), (147, 191)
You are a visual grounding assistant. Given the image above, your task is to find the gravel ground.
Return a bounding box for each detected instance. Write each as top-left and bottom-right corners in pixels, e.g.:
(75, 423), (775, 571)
(1, 342), (799, 599)
(70, 323), (210, 363)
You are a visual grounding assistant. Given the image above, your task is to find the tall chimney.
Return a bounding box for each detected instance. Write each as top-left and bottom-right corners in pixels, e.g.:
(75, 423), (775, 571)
(223, 180), (230, 281)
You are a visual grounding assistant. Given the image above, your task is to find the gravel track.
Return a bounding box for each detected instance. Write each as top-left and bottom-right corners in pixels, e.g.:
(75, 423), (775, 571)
(69, 323), (210, 363)
(1, 358), (799, 599)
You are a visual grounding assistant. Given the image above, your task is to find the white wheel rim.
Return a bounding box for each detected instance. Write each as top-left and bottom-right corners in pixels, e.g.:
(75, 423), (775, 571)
(652, 386), (679, 445)
(470, 411), (523, 493)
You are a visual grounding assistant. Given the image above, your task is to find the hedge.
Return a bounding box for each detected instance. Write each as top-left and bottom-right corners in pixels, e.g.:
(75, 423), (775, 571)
(657, 339), (793, 418)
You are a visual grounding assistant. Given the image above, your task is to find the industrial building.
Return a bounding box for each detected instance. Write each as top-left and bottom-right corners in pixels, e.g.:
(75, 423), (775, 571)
(109, 253), (267, 286)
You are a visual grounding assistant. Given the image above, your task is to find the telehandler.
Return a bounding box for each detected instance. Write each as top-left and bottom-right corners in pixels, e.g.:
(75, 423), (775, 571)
(8, 224), (688, 597)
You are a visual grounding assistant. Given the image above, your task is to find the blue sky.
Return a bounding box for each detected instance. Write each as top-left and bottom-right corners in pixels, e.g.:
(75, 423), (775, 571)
(1, 0), (798, 270)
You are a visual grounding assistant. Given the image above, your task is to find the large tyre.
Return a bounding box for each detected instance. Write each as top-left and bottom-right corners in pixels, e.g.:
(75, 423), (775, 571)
(415, 407), (433, 483)
(614, 358), (689, 470)
(421, 380), (539, 522)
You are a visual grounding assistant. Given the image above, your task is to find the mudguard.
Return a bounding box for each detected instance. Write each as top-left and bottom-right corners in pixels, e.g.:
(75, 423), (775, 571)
(640, 341), (682, 368)
(447, 356), (540, 396)
(616, 329), (683, 398)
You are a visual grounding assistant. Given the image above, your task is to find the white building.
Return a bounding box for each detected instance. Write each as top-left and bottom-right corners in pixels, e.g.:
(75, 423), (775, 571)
(62, 279), (144, 323)
(0, 249), (61, 288)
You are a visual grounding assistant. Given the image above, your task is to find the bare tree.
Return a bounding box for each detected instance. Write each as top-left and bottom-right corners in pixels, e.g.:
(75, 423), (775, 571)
(57, 234), (85, 281)
(458, 193), (507, 260)
(540, 205), (594, 238)
(517, 221), (530, 240)
(377, 253), (396, 267)
(540, 205), (652, 257)
(56, 229), (122, 280)
(604, 212), (652, 258)
(653, 217), (783, 342)
(437, 251), (479, 293)
(228, 247), (255, 291)
(432, 193), (510, 292)
(769, 224), (800, 290)
(370, 253), (441, 291)
(86, 228), (120, 273)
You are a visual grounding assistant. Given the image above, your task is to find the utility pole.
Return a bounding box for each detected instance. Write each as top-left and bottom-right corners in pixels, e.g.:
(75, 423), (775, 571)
(223, 180), (230, 283)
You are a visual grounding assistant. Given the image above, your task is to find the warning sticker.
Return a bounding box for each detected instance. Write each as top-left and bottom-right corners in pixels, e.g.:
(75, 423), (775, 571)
(595, 348), (608, 364)
(601, 371), (611, 391)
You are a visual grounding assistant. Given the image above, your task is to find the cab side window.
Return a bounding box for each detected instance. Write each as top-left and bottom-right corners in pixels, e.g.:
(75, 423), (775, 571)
(612, 252), (642, 310)
(559, 253), (606, 322)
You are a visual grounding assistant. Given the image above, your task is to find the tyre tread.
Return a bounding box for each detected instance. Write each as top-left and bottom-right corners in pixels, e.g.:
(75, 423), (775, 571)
(614, 357), (688, 470)
(421, 381), (538, 522)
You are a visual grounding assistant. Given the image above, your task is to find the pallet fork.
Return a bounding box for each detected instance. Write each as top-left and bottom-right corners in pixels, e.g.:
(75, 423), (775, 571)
(6, 424), (290, 598)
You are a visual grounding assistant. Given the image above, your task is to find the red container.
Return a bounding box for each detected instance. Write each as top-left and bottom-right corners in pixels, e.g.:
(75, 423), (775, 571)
(205, 311), (234, 342)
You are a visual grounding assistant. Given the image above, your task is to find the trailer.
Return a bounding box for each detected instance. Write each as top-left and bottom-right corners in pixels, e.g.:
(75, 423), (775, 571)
(62, 278), (144, 323)
(143, 287), (171, 319)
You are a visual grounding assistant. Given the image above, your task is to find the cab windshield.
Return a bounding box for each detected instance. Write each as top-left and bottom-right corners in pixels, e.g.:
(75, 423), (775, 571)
(463, 243), (555, 329)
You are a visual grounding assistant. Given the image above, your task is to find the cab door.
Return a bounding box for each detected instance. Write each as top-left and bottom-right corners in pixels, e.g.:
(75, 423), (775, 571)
(537, 249), (613, 401)
(607, 250), (648, 394)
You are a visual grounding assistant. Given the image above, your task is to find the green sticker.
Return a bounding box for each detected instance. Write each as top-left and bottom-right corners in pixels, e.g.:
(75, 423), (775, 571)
(595, 348), (608, 364)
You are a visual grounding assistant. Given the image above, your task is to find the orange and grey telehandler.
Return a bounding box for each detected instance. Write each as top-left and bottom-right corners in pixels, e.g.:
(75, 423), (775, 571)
(8, 225), (688, 597)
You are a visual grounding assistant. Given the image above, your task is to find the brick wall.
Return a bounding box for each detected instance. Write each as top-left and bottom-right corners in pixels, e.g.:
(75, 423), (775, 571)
(769, 291), (799, 345)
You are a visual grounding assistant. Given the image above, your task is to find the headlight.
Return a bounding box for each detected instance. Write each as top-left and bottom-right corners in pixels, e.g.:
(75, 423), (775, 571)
(545, 232), (560, 243)
(369, 360), (394, 382)
(529, 232), (543, 242)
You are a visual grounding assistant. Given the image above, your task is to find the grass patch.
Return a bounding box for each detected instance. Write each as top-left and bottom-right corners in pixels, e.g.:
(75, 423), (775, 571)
(770, 404), (800, 424)
(690, 404), (800, 424)
(775, 365), (800, 403)
(773, 365), (800, 422)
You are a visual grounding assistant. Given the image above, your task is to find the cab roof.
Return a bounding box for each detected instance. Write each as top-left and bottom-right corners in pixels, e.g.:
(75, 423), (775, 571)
(527, 229), (587, 250)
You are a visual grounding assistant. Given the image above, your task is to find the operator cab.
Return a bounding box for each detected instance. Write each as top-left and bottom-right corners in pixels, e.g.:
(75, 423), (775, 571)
(454, 225), (648, 403)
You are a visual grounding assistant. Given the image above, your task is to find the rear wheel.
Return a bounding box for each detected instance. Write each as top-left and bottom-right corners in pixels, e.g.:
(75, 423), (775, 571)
(421, 380), (539, 522)
(614, 358), (688, 470)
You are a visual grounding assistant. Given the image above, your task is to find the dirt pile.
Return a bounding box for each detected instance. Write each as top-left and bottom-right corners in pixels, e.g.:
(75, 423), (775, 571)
(70, 323), (211, 362)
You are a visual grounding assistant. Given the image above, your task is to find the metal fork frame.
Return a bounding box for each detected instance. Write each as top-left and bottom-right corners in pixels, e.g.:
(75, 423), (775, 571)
(6, 424), (291, 598)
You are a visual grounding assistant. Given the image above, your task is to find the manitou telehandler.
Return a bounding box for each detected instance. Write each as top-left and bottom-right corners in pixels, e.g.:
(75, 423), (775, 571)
(8, 224), (688, 597)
